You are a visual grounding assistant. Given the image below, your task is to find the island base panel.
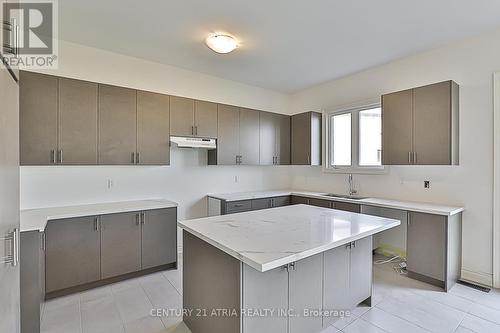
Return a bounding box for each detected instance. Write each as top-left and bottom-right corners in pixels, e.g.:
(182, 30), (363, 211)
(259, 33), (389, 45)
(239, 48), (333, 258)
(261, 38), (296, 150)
(183, 231), (241, 333)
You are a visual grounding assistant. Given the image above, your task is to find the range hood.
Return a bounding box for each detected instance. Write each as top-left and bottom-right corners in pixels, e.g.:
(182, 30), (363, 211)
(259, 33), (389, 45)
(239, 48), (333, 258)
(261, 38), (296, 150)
(170, 136), (216, 149)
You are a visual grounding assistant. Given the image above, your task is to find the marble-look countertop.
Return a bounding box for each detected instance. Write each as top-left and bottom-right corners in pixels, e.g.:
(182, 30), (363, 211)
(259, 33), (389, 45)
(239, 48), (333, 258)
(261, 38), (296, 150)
(208, 189), (464, 216)
(179, 204), (400, 272)
(20, 199), (178, 232)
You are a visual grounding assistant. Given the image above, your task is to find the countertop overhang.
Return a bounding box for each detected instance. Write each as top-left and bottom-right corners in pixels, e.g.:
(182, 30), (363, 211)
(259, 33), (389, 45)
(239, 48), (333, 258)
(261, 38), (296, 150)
(208, 189), (464, 216)
(179, 204), (400, 272)
(20, 199), (178, 232)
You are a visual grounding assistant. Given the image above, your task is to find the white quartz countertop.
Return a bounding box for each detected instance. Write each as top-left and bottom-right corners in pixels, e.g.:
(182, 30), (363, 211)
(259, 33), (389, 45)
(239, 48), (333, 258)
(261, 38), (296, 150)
(208, 189), (464, 216)
(20, 199), (178, 232)
(179, 204), (400, 272)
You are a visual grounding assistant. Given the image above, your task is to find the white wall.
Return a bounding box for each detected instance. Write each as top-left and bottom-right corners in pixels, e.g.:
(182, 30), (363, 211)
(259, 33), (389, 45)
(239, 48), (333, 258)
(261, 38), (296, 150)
(289, 28), (500, 286)
(20, 40), (293, 221)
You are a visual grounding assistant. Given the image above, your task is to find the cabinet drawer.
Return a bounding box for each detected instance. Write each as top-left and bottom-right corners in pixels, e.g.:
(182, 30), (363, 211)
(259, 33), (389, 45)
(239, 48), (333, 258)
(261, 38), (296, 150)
(291, 196), (309, 205)
(333, 201), (360, 213)
(272, 196), (291, 207)
(225, 200), (252, 214)
(308, 198), (332, 208)
(252, 198), (272, 210)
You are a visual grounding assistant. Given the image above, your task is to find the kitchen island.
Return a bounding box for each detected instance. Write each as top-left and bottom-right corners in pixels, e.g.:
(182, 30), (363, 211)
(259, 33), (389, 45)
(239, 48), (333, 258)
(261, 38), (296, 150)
(178, 204), (400, 333)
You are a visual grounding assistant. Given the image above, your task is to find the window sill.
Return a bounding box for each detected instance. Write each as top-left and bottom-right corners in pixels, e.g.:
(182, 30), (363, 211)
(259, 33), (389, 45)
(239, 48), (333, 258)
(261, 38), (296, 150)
(322, 165), (388, 175)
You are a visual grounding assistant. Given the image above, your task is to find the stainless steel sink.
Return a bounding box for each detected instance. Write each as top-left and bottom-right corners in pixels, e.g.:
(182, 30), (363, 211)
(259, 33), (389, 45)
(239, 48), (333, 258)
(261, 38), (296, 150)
(323, 193), (367, 200)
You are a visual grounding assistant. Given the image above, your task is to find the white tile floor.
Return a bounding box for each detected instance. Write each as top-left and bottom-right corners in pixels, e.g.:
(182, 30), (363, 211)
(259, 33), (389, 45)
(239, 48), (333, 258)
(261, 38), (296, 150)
(40, 254), (500, 333)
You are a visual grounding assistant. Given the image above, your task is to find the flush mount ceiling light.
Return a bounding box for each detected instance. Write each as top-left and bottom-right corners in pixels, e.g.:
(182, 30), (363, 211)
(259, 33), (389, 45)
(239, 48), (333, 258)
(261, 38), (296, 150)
(205, 34), (238, 54)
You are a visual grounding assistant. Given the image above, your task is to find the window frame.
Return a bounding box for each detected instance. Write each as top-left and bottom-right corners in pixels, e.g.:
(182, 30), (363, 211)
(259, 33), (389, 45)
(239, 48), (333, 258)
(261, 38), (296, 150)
(323, 101), (387, 174)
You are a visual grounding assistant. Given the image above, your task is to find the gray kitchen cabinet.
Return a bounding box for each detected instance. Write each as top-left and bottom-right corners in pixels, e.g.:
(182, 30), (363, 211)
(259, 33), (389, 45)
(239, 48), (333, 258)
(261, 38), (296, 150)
(323, 243), (350, 327)
(100, 212), (142, 279)
(225, 200), (252, 214)
(45, 216), (101, 293)
(98, 85), (137, 165)
(291, 111), (322, 165)
(251, 196), (291, 210)
(58, 78), (98, 165)
(291, 195), (310, 205)
(407, 212), (446, 283)
(141, 208), (177, 269)
(289, 254), (323, 333)
(381, 89), (413, 165)
(382, 80), (459, 165)
(170, 96), (195, 137)
(259, 112), (291, 165)
(349, 237), (372, 307)
(242, 264), (288, 333)
(213, 104), (240, 165)
(137, 91), (170, 165)
(239, 108), (260, 165)
(309, 198), (333, 208)
(194, 100), (218, 138)
(333, 201), (360, 213)
(19, 71), (58, 165)
(20, 231), (44, 333)
(323, 237), (372, 327)
(413, 81), (459, 165)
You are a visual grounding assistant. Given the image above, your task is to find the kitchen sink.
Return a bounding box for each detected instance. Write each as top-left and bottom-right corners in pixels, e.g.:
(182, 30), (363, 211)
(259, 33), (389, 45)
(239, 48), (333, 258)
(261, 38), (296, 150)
(323, 193), (367, 200)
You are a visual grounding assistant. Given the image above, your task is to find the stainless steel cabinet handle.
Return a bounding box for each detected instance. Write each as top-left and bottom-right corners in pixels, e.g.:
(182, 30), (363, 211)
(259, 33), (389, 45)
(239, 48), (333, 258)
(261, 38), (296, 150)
(289, 262), (296, 271)
(141, 212), (145, 225)
(41, 232), (46, 251)
(195, 126), (198, 136)
(413, 152), (417, 164)
(135, 213), (141, 226)
(307, 155), (310, 164)
(94, 217), (99, 231)
(50, 150), (56, 164)
(136, 152), (140, 164)
(58, 149), (63, 164)
(131, 152), (136, 164)
(191, 126), (194, 136)
(2, 229), (19, 266)
(408, 152), (412, 164)
(234, 204), (244, 208)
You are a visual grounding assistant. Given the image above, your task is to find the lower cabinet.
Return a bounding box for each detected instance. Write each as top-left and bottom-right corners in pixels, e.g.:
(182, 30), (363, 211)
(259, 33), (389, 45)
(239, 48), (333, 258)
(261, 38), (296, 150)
(45, 216), (101, 293)
(44, 208), (177, 297)
(219, 196), (292, 215)
(333, 201), (360, 213)
(323, 237), (372, 327)
(251, 196), (291, 211)
(291, 195), (310, 205)
(308, 198), (332, 208)
(242, 254), (323, 333)
(101, 212), (142, 279)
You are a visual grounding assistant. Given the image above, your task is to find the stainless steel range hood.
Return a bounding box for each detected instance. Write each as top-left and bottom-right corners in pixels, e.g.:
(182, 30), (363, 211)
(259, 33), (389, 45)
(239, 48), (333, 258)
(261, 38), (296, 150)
(170, 136), (216, 149)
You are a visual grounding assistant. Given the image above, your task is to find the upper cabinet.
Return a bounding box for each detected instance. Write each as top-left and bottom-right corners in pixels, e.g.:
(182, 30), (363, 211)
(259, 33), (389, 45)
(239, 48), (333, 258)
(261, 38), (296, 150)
(136, 91), (170, 165)
(170, 97), (218, 138)
(238, 108), (260, 165)
(20, 71), (58, 165)
(259, 112), (290, 165)
(291, 111), (322, 165)
(212, 104), (240, 165)
(98, 85), (137, 165)
(382, 80), (459, 165)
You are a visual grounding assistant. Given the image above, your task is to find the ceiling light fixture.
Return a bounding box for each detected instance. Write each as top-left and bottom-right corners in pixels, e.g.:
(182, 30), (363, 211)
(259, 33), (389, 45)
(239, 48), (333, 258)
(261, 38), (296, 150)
(205, 34), (238, 54)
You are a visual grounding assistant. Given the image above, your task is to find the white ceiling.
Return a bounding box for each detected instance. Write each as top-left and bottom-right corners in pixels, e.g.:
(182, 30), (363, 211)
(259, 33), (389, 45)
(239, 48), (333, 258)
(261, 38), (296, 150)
(59, 0), (500, 93)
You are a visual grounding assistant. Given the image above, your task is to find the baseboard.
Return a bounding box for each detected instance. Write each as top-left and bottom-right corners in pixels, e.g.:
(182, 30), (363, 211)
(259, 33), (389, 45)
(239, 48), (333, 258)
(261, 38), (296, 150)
(461, 268), (493, 287)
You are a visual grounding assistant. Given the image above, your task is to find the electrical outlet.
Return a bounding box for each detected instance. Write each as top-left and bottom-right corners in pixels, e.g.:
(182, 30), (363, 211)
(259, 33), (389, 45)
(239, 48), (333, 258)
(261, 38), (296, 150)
(107, 179), (114, 189)
(234, 176), (238, 183)
(424, 180), (430, 189)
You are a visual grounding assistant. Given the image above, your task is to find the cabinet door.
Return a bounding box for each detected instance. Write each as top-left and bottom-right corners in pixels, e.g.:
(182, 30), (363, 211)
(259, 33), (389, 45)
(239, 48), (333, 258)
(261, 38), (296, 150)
(170, 96), (195, 136)
(98, 85), (137, 165)
(217, 104), (239, 165)
(291, 196), (309, 205)
(58, 78), (98, 165)
(323, 245), (351, 327)
(272, 196), (291, 207)
(349, 237), (372, 307)
(413, 81), (452, 165)
(289, 254), (323, 333)
(141, 208), (177, 269)
(333, 201), (360, 213)
(20, 231), (42, 333)
(251, 198), (272, 210)
(239, 108), (260, 165)
(407, 212), (446, 282)
(137, 91), (170, 165)
(19, 71), (58, 165)
(382, 89), (413, 165)
(309, 198), (332, 208)
(194, 100), (218, 138)
(259, 111), (277, 165)
(291, 112), (311, 165)
(100, 212), (142, 279)
(277, 114), (291, 165)
(45, 217), (100, 292)
(242, 264), (288, 333)
(225, 200), (252, 214)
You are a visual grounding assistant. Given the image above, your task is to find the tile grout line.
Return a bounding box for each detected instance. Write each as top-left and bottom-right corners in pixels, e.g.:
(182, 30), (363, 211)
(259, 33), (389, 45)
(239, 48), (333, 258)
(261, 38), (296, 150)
(138, 275), (170, 331)
(372, 304), (433, 332)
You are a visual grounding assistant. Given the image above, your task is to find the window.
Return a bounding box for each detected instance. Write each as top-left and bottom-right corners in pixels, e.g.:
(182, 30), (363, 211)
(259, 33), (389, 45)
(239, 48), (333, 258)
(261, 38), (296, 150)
(326, 104), (384, 173)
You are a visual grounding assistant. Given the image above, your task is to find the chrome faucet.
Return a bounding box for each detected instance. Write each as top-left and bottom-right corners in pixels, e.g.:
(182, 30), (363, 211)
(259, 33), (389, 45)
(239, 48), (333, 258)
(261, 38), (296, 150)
(348, 174), (357, 196)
